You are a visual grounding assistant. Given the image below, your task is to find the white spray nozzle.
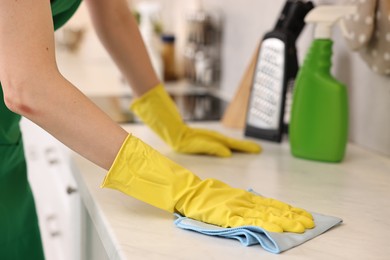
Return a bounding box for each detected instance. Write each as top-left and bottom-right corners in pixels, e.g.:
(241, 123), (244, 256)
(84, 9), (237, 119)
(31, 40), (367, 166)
(305, 5), (357, 39)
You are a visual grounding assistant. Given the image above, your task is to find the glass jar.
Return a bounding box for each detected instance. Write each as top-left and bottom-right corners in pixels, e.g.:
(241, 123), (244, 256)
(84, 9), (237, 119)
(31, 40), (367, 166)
(161, 33), (177, 81)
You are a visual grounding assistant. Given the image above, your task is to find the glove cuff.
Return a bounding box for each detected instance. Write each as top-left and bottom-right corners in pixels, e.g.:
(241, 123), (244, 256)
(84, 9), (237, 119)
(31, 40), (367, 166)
(130, 83), (187, 147)
(101, 134), (201, 212)
(130, 83), (183, 123)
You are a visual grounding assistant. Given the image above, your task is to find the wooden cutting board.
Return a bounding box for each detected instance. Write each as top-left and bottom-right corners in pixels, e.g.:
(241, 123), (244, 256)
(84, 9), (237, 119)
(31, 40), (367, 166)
(221, 41), (261, 129)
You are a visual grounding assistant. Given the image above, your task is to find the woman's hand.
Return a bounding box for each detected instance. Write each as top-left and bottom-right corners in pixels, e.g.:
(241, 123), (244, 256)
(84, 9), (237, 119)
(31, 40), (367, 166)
(131, 84), (261, 157)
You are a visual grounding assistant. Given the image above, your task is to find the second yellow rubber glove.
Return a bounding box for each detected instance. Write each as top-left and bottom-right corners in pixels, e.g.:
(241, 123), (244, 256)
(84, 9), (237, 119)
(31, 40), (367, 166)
(130, 84), (261, 157)
(102, 134), (315, 233)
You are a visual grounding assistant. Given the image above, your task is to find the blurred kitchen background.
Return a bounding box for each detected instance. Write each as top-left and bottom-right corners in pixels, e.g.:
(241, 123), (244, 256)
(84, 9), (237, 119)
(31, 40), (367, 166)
(54, 0), (389, 157)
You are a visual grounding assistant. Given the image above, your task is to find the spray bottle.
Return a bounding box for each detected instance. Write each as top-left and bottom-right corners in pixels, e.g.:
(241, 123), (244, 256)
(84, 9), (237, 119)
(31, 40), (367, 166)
(289, 5), (357, 162)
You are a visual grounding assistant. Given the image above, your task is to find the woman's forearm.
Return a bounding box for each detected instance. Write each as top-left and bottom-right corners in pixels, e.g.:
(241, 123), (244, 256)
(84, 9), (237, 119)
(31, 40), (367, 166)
(85, 0), (160, 97)
(3, 64), (128, 170)
(23, 74), (128, 170)
(0, 0), (128, 170)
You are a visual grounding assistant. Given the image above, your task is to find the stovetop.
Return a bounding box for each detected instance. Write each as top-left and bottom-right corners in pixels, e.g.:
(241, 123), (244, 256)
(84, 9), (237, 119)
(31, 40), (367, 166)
(88, 92), (227, 124)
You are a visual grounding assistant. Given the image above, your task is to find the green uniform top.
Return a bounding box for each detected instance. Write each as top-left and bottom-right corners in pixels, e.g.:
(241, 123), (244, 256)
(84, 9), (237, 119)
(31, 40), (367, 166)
(0, 0), (81, 259)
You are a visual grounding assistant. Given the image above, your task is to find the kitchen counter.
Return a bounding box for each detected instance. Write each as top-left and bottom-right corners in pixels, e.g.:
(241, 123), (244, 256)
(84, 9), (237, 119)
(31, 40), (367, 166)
(70, 122), (390, 260)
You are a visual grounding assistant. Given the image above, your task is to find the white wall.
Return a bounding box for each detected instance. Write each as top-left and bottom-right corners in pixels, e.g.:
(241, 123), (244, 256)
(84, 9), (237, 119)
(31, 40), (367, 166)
(61, 0), (390, 157)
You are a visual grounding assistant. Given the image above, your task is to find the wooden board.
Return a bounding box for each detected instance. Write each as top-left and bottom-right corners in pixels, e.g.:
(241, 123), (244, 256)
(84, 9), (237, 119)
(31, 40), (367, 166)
(221, 41), (260, 129)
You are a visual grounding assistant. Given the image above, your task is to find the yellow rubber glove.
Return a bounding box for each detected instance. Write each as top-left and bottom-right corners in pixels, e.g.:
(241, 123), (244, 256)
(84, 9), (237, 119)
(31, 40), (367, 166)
(102, 134), (315, 233)
(130, 84), (261, 157)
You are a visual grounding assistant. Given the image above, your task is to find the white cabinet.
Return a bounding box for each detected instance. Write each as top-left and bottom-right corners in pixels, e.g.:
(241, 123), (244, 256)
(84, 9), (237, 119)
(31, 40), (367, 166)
(21, 118), (81, 260)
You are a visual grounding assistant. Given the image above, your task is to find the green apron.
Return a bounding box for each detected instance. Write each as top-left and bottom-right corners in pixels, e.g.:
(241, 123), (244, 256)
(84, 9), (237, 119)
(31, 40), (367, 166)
(0, 0), (81, 258)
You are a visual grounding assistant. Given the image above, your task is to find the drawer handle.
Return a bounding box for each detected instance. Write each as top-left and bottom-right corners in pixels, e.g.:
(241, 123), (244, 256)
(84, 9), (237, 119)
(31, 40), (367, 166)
(66, 186), (78, 195)
(46, 214), (61, 238)
(45, 147), (60, 165)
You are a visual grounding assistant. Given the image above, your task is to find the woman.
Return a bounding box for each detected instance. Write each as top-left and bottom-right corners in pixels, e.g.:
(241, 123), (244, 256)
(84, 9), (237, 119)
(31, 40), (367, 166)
(0, 0), (314, 258)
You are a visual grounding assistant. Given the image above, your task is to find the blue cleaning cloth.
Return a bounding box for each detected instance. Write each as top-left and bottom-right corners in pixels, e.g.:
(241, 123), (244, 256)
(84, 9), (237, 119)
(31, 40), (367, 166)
(174, 192), (342, 254)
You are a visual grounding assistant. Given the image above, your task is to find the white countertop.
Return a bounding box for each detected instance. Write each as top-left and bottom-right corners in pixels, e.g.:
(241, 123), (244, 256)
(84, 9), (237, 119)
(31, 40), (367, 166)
(71, 122), (390, 260)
